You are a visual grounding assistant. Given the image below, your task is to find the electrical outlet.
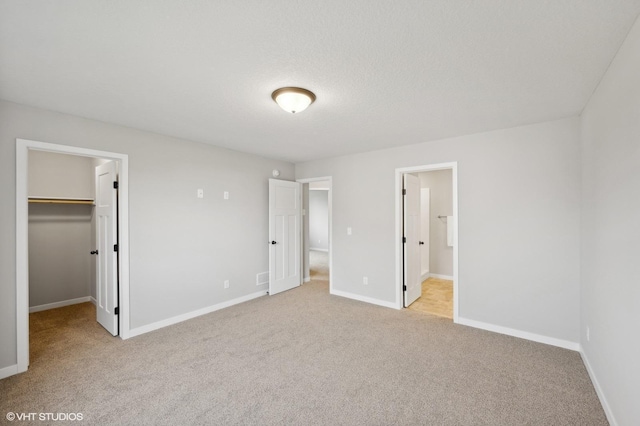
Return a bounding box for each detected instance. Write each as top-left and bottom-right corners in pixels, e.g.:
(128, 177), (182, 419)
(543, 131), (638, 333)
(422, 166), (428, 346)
(363, 276), (368, 285)
(223, 191), (229, 200)
(586, 326), (590, 342)
(347, 227), (352, 235)
(224, 280), (229, 289)
(197, 189), (204, 198)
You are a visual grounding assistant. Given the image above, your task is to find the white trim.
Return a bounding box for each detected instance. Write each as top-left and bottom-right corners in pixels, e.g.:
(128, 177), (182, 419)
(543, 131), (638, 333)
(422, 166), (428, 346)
(16, 139), (131, 376)
(128, 290), (267, 338)
(90, 297), (97, 306)
(29, 297), (92, 313)
(310, 247), (329, 252)
(0, 364), (19, 380)
(304, 276), (311, 282)
(428, 273), (454, 280)
(296, 176), (333, 294)
(331, 289), (398, 310)
(308, 188), (329, 191)
(420, 271), (430, 281)
(395, 162), (459, 321)
(580, 348), (618, 426)
(457, 317), (580, 351)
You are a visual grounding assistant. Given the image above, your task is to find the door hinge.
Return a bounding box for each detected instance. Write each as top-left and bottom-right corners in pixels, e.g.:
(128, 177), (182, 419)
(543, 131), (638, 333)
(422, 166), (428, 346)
(403, 236), (406, 243)
(114, 244), (118, 252)
(113, 181), (119, 189)
(115, 307), (119, 315)
(403, 285), (407, 291)
(402, 189), (406, 195)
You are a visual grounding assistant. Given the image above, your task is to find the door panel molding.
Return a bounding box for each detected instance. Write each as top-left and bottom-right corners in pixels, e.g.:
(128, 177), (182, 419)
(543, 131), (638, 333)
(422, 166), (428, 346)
(268, 179), (302, 295)
(95, 161), (119, 336)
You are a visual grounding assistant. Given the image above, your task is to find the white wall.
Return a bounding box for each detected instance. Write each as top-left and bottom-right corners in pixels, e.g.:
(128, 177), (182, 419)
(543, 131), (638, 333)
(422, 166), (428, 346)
(0, 100), (294, 371)
(580, 15), (640, 426)
(28, 151), (94, 308)
(418, 170), (453, 277)
(309, 190), (329, 251)
(296, 117), (581, 344)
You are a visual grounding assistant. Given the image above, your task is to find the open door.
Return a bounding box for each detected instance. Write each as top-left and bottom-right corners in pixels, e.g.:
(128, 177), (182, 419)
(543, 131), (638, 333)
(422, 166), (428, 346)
(95, 161), (119, 335)
(403, 174), (421, 307)
(269, 179), (301, 295)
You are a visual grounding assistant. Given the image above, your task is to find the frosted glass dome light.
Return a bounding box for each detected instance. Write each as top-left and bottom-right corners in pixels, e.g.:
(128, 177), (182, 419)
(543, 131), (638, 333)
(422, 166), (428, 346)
(271, 87), (316, 114)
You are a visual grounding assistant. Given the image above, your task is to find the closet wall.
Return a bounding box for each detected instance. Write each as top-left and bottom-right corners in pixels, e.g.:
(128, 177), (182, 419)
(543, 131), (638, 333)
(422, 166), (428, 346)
(28, 151), (94, 310)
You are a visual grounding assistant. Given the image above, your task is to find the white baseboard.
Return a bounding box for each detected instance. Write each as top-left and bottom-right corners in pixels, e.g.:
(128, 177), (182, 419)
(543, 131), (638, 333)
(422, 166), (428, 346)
(456, 317), (580, 351)
(0, 364), (19, 380)
(304, 276), (311, 282)
(90, 297), (97, 306)
(420, 271), (430, 281)
(580, 348), (618, 426)
(330, 289), (397, 309)
(127, 290), (268, 339)
(29, 296), (92, 313)
(310, 248), (328, 252)
(428, 273), (454, 280)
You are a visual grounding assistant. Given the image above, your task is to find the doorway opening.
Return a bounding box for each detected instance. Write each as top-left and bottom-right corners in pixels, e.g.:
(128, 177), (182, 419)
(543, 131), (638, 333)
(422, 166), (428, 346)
(16, 139), (130, 374)
(297, 177), (332, 292)
(395, 163), (458, 322)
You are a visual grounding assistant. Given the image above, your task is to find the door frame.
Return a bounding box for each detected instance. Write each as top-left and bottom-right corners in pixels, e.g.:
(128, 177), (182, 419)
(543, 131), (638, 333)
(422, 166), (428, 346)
(296, 176), (333, 293)
(15, 138), (131, 374)
(394, 162), (458, 321)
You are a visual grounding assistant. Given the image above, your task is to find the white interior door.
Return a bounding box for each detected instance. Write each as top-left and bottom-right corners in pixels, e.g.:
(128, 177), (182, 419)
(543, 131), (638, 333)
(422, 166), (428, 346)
(403, 174), (421, 307)
(420, 188), (430, 279)
(269, 179), (301, 295)
(95, 161), (118, 335)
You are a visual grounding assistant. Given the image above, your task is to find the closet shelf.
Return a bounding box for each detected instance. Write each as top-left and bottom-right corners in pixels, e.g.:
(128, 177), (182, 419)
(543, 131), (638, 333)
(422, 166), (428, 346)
(28, 196), (95, 205)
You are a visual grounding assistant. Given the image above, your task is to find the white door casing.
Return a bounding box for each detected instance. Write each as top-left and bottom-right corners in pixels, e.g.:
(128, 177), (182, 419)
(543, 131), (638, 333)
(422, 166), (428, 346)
(95, 161), (119, 335)
(403, 174), (421, 307)
(269, 179), (302, 295)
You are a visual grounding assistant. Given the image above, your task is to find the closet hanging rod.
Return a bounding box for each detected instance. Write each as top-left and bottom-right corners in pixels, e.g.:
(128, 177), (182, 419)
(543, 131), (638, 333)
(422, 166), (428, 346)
(28, 196), (94, 205)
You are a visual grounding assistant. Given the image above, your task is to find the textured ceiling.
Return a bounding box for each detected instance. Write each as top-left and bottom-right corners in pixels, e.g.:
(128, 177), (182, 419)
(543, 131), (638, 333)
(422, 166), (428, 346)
(1, 1), (640, 163)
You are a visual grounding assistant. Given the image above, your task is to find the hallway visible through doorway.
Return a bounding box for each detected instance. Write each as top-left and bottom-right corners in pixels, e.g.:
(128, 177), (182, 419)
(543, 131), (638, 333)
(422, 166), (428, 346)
(309, 249), (329, 281)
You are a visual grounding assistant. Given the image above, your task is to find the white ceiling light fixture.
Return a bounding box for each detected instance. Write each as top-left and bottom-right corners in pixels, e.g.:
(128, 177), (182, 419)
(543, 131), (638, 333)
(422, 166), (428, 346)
(271, 87), (316, 114)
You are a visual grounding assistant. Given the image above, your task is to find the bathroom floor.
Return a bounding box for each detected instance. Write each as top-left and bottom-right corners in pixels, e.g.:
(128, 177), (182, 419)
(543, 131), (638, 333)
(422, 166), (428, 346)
(407, 277), (453, 319)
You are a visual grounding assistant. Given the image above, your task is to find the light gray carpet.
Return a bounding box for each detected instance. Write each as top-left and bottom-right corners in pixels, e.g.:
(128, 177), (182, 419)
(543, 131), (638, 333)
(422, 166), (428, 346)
(1, 281), (607, 425)
(309, 249), (329, 281)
